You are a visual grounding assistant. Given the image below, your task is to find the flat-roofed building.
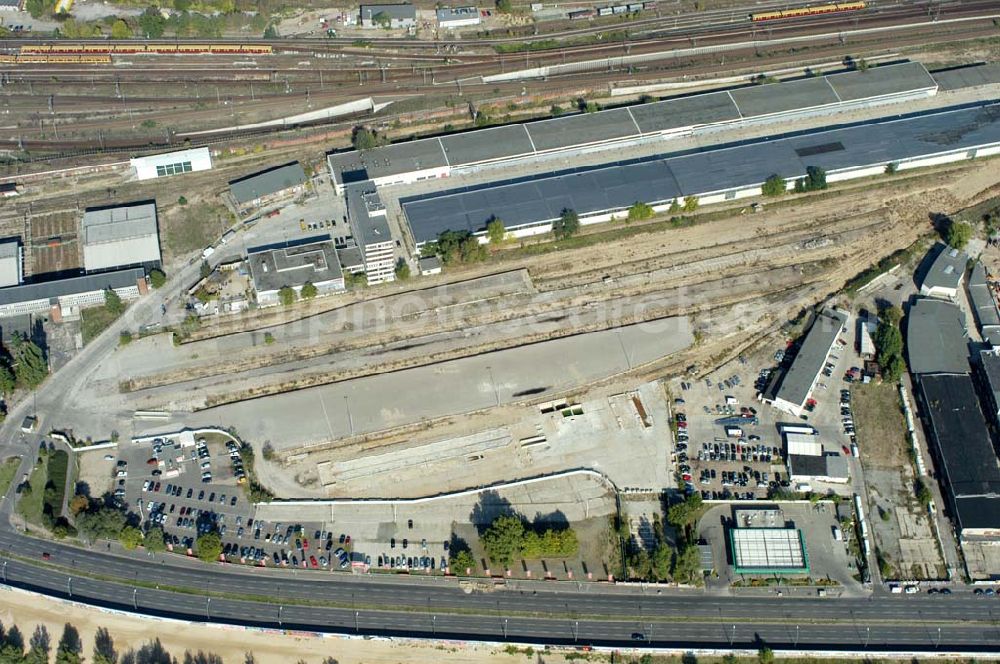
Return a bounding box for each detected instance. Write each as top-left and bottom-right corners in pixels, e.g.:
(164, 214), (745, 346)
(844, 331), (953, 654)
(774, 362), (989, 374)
(0, 268), (146, 319)
(345, 185), (395, 284)
(0, 238), (22, 288)
(436, 6), (480, 28)
(130, 147), (212, 181)
(229, 162), (307, 213)
(360, 3), (415, 28)
(785, 432), (823, 457)
(729, 527), (809, 575)
(81, 202), (161, 273)
(906, 298), (969, 376)
(920, 243), (968, 299)
(967, 261), (1000, 348)
(788, 453), (850, 484)
(762, 308), (848, 417)
(247, 237), (345, 307)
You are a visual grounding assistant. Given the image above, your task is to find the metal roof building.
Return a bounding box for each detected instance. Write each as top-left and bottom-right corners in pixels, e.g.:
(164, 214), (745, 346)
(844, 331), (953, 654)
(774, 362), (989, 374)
(401, 102), (1000, 244)
(729, 527), (809, 575)
(0, 268), (146, 319)
(788, 453), (850, 483)
(762, 309), (848, 417)
(905, 298), (969, 375)
(229, 162), (307, 208)
(328, 62), (936, 192)
(436, 6), (480, 27)
(81, 202), (161, 273)
(916, 373), (1000, 540)
(360, 3), (416, 27)
(920, 242), (969, 299)
(785, 432), (823, 457)
(977, 349), (1000, 428)
(967, 262), (1000, 347)
(0, 239), (22, 288)
(130, 147), (212, 181)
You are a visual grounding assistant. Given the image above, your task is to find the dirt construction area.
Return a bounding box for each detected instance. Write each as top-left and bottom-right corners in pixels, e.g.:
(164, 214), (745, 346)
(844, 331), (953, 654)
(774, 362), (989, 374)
(852, 383), (946, 581)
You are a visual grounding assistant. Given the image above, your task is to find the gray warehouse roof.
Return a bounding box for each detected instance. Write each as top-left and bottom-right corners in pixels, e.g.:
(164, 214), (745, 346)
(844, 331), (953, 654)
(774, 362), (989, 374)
(922, 242), (968, 294)
(917, 374), (1000, 532)
(82, 202), (160, 272)
(248, 237), (343, 294)
(345, 185), (392, 248)
(968, 262), (1000, 345)
(906, 298), (969, 375)
(0, 239), (20, 289)
(436, 6), (478, 21)
(932, 63), (1000, 92)
(766, 309), (847, 408)
(328, 61), (935, 187)
(788, 453), (849, 480)
(0, 268), (145, 308)
(229, 162), (306, 205)
(402, 102), (1000, 243)
(361, 3), (416, 19)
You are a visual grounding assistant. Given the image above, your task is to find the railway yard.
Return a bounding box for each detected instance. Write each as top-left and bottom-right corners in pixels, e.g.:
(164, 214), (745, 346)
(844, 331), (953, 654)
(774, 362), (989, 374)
(2, 0), (1000, 655)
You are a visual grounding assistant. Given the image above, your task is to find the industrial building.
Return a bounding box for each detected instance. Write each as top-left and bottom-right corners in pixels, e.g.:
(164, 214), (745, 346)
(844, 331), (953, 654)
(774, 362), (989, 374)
(328, 62), (937, 194)
(81, 202), (161, 273)
(436, 6), (480, 28)
(729, 523), (809, 575)
(915, 373), (1000, 540)
(920, 243), (969, 299)
(787, 453), (850, 484)
(0, 268), (147, 320)
(345, 185), (396, 284)
(0, 239), (22, 289)
(247, 237), (345, 307)
(229, 162), (307, 213)
(975, 349), (1000, 429)
(359, 3), (416, 28)
(130, 147), (212, 181)
(905, 298), (969, 375)
(967, 261), (1000, 347)
(401, 100), (1000, 245)
(762, 309), (848, 418)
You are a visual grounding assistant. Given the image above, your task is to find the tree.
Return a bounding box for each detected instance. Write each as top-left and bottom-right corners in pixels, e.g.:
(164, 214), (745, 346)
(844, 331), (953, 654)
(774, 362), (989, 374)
(300, 282), (318, 299)
(119, 331), (133, 346)
(805, 165), (827, 190)
(627, 202), (654, 223)
(449, 549), (476, 573)
(0, 364), (14, 396)
(26, 625), (49, 664)
(885, 162), (898, 175)
(104, 288), (126, 316)
(915, 478), (932, 507)
(9, 334), (47, 389)
(486, 217), (506, 245)
(148, 268), (166, 289)
(668, 199), (681, 214)
(76, 505), (128, 541)
(144, 526), (167, 552)
(550, 105), (564, 116)
(552, 208), (580, 240)
(758, 647), (775, 664)
(25, 0), (46, 19)
(92, 627), (117, 664)
(111, 18), (133, 39)
(671, 543), (702, 584)
(263, 332), (275, 345)
(120, 525), (144, 550)
(278, 286), (297, 306)
(1, 624), (25, 661)
(883, 353), (906, 382)
(393, 258), (410, 281)
(68, 494), (89, 516)
(481, 515), (525, 567)
(761, 174), (787, 197)
(683, 196), (699, 213)
(496, 0), (513, 13)
(138, 7), (166, 38)
(200, 261), (212, 279)
(263, 23), (278, 38)
(944, 219), (973, 250)
(351, 126), (385, 151)
(173, 0), (191, 9)
(55, 624), (83, 664)
(196, 531), (223, 562)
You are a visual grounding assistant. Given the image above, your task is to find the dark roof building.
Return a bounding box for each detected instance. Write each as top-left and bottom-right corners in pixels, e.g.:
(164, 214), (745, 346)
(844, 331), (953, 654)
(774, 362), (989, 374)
(967, 261), (1000, 347)
(906, 298), (969, 375)
(915, 373), (1000, 539)
(229, 162), (307, 208)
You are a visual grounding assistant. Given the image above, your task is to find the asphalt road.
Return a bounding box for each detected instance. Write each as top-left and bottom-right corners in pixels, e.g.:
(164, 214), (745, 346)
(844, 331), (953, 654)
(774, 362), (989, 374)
(1, 520), (1000, 652)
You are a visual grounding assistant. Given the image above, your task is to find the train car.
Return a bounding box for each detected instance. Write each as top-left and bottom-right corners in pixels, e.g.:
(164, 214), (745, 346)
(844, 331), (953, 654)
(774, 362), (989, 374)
(627, 3), (643, 12)
(611, 4), (628, 13)
(568, 8), (595, 19)
(597, 6), (613, 15)
(750, 1), (865, 21)
(642, 1), (656, 8)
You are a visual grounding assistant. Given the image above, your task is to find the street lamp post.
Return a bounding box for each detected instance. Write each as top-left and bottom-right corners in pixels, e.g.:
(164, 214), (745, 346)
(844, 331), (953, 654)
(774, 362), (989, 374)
(354, 611), (360, 633)
(2, 560), (6, 583)
(67, 577), (72, 598)
(278, 605), (283, 628)
(133, 588), (138, 611)
(206, 597), (211, 621)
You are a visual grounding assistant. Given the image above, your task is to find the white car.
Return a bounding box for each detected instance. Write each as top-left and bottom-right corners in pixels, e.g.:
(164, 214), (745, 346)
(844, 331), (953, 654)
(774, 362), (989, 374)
(142, 480), (151, 491)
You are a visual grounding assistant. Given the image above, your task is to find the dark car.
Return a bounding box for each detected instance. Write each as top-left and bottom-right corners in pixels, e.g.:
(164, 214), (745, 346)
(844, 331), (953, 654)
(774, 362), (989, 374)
(631, 633), (645, 641)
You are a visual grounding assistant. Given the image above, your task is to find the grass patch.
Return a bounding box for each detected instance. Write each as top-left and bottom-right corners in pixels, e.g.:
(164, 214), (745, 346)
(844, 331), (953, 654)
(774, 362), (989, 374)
(80, 306), (123, 345)
(45, 449), (70, 519)
(16, 454), (48, 525)
(0, 457), (21, 495)
(162, 201), (230, 256)
(851, 383), (908, 469)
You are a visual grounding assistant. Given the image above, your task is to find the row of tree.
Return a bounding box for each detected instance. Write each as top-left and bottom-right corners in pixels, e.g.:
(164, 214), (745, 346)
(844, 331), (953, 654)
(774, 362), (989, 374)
(874, 305), (905, 382)
(624, 493), (703, 584)
(480, 515), (579, 568)
(761, 166), (828, 197)
(0, 619), (340, 664)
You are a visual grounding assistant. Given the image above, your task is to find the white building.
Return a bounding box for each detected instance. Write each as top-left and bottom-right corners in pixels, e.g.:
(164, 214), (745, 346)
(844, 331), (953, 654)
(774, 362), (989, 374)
(346, 186), (396, 284)
(130, 147), (212, 181)
(785, 432), (823, 457)
(82, 202), (161, 273)
(360, 3), (416, 28)
(920, 243), (968, 299)
(0, 268), (147, 320)
(0, 239), (22, 288)
(247, 238), (346, 307)
(436, 6), (480, 28)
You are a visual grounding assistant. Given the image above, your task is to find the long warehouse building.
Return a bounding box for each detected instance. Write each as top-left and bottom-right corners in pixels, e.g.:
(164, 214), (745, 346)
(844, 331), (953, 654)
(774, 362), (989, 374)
(401, 102), (1000, 245)
(328, 62), (937, 193)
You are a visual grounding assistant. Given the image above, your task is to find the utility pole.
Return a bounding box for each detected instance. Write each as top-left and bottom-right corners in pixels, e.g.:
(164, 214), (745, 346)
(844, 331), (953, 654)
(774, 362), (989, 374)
(354, 610), (359, 632)
(2, 560), (6, 583)
(133, 588), (138, 610)
(206, 597), (211, 621)
(67, 577), (72, 598)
